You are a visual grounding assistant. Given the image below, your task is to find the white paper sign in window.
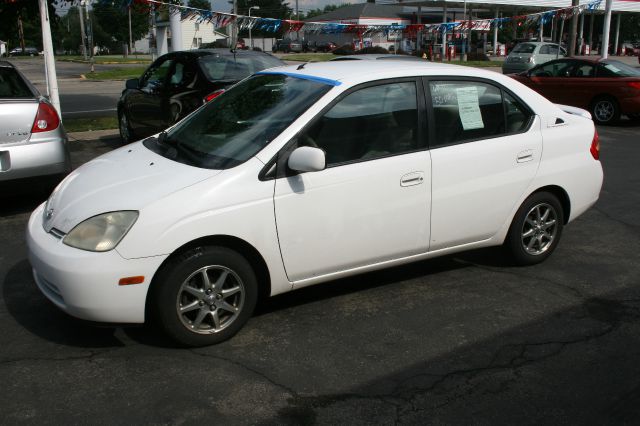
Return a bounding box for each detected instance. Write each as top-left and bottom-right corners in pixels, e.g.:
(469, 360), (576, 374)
(456, 86), (484, 130)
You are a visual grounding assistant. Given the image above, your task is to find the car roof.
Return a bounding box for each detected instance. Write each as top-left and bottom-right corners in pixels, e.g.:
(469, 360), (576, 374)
(266, 60), (500, 87)
(331, 54), (423, 61)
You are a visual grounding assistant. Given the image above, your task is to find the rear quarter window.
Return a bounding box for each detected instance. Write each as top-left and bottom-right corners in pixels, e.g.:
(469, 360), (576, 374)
(0, 68), (34, 98)
(199, 54), (283, 81)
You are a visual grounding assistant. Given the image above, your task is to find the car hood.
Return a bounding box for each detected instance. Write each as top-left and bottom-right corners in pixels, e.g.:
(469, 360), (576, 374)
(42, 141), (219, 233)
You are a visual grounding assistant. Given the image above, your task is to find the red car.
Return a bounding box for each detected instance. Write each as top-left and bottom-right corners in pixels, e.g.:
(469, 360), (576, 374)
(509, 58), (640, 124)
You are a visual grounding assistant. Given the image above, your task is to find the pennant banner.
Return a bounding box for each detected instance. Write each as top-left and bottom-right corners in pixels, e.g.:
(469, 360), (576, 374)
(132, 0), (604, 36)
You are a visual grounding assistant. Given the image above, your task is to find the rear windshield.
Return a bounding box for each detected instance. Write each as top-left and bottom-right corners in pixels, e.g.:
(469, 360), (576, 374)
(0, 68), (34, 98)
(144, 73), (332, 170)
(512, 43), (536, 54)
(198, 54), (283, 82)
(598, 61), (640, 77)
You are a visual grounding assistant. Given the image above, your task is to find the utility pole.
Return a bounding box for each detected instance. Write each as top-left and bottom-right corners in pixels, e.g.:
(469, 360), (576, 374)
(129, 5), (133, 55)
(38, 0), (61, 115)
(601, 0), (613, 59)
(232, 0), (238, 48)
(78, 1), (88, 60)
(17, 14), (26, 52)
(568, 0), (579, 56)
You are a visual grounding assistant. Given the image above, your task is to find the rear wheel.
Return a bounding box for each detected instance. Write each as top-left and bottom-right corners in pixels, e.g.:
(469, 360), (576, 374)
(591, 96), (620, 125)
(505, 192), (564, 266)
(151, 246), (258, 347)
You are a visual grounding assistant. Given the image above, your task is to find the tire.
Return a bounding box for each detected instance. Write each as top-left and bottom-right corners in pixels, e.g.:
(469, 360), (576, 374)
(591, 96), (620, 125)
(505, 192), (564, 266)
(118, 109), (135, 144)
(151, 246), (258, 347)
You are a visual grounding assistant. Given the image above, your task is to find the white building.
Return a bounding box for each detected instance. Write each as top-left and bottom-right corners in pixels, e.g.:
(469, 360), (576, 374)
(135, 19), (228, 54)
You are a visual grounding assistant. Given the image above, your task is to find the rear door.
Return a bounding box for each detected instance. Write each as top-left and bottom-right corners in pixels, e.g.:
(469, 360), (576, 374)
(426, 78), (542, 251)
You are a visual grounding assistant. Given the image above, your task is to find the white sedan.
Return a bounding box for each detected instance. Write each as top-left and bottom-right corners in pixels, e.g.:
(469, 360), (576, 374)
(27, 61), (603, 346)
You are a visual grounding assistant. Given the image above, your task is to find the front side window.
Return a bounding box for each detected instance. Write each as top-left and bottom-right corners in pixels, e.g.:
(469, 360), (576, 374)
(531, 60), (574, 77)
(429, 81), (505, 147)
(140, 58), (173, 92)
(144, 74), (332, 169)
(597, 61), (640, 77)
(298, 81), (421, 166)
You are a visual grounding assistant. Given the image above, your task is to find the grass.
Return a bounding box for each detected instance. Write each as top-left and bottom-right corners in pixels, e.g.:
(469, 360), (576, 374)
(63, 116), (118, 133)
(58, 55), (152, 64)
(83, 66), (146, 80)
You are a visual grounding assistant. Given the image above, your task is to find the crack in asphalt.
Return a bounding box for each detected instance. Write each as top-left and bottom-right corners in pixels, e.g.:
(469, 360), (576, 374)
(0, 349), (112, 366)
(593, 206), (640, 233)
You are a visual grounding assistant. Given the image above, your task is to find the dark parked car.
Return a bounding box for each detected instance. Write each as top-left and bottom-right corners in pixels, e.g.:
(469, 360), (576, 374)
(117, 49), (284, 143)
(9, 47), (40, 56)
(316, 41), (337, 52)
(272, 39), (302, 53)
(509, 58), (640, 124)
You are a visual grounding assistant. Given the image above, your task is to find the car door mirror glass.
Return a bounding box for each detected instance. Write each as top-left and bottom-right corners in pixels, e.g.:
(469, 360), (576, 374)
(126, 78), (139, 89)
(288, 146), (326, 173)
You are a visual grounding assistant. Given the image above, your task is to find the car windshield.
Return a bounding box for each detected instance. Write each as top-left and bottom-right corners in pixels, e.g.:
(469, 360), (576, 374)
(198, 54), (283, 82)
(0, 68), (34, 98)
(599, 60), (640, 77)
(144, 73), (332, 170)
(512, 43), (536, 54)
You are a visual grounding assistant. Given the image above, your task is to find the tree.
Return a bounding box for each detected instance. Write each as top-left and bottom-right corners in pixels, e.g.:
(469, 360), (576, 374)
(91, 0), (150, 53)
(304, 4), (345, 20)
(188, 0), (212, 11)
(0, 0), (60, 51)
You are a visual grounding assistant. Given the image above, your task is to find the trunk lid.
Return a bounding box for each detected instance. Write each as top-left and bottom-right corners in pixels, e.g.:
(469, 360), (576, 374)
(0, 100), (38, 145)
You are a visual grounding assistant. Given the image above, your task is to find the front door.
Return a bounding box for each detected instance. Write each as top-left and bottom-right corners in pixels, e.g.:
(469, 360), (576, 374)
(127, 56), (174, 136)
(274, 80), (431, 282)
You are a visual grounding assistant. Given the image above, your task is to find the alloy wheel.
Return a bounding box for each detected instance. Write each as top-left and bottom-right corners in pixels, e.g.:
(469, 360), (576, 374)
(521, 202), (558, 256)
(593, 100), (615, 123)
(176, 265), (245, 334)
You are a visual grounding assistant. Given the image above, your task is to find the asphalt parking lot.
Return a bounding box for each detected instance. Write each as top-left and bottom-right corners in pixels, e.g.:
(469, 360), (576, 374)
(1, 120), (639, 424)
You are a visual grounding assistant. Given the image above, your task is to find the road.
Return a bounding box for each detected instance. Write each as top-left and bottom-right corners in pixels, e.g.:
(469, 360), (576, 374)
(7, 57), (139, 119)
(1, 121), (639, 424)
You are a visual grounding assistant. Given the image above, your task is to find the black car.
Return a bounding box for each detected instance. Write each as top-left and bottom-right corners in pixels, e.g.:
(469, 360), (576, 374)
(117, 49), (284, 143)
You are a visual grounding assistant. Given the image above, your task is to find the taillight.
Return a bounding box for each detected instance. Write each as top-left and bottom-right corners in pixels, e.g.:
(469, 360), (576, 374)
(590, 129), (600, 160)
(31, 101), (60, 133)
(204, 89), (225, 103)
(627, 81), (640, 90)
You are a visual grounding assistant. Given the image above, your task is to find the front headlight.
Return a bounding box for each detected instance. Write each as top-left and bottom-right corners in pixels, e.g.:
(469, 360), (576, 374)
(63, 211), (139, 252)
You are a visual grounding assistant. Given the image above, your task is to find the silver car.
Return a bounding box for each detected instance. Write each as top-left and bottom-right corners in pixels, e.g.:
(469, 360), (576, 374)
(0, 61), (70, 184)
(502, 42), (567, 74)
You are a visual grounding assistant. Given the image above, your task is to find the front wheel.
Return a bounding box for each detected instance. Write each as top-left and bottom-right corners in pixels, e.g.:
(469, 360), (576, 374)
(505, 192), (564, 266)
(118, 109), (135, 144)
(151, 246), (258, 347)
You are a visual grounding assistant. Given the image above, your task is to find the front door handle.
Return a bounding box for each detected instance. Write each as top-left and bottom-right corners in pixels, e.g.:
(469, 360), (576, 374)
(400, 172), (425, 187)
(517, 150), (534, 163)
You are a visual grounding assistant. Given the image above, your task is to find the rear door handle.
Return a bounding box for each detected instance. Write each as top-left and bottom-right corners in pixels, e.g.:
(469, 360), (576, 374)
(517, 150), (534, 163)
(400, 172), (425, 187)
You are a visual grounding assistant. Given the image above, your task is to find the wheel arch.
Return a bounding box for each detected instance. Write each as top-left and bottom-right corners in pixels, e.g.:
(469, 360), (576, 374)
(531, 185), (571, 224)
(145, 234), (272, 319)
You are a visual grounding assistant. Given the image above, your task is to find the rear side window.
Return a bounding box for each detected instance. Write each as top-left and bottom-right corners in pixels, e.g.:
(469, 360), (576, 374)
(429, 80), (532, 147)
(199, 54), (283, 81)
(0, 68), (34, 98)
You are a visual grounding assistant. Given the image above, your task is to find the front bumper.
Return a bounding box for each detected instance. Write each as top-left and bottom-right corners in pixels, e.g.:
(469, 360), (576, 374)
(27, 203), (168, 323)
(0, 137), (71, 182)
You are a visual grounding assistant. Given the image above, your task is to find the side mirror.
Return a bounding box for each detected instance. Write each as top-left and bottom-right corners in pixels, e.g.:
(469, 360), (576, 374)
(125, 78), (140, 89)
(288, 146), (326, 173)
